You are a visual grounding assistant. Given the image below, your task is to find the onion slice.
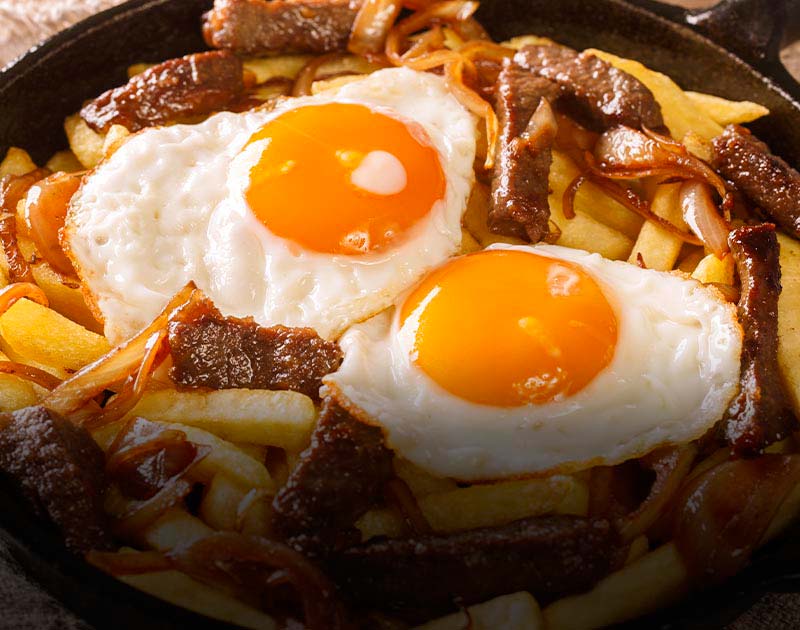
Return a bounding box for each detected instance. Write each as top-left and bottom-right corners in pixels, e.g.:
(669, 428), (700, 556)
(0, 360), (62, 390)
(44, 282), (200, 418)
(679, 180), (731, 258)
(0, 282), (48, 315)
(349, 0), (403, 57)
(0, 169), (49, 284)
(292, 53), (347, 97)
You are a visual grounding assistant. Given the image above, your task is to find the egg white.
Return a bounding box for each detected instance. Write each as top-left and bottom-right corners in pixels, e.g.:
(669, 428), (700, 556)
(324, 243), (744, 481)
(65, 68), (476, 343)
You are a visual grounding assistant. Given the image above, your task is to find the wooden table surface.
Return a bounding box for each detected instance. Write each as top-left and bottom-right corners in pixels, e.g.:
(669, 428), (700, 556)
(0, 1), (799, 629)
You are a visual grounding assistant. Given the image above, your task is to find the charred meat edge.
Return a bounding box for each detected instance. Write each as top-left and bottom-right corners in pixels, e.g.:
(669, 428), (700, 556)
(0, 406), (112, 552)
(81, 51), (245, 134)
(713, 124), (800, 241)
(720, 223), (797, 454)
(272, 399), (393, 556)
(203, 0), (359, 56)
(168, 297), (342, 401)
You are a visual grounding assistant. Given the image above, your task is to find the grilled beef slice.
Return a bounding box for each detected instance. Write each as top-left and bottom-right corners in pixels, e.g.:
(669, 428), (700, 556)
(0, 406), (112, 553)
(329, 515), (619, 620)
(203, 0), (358, 56)
(513, 45), (664, 132)
(272, 399), (393, 555)
(490, 61), (560, 242)
(168, 298), (342, 401)
(81, 51), (245, 133)
(721, 224), (797, 454)
(712, 125), (800, 240)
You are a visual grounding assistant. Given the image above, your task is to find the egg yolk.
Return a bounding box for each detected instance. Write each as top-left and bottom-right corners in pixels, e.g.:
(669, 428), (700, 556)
(400, 250), (618, 407)
(244, 103), (446, 255)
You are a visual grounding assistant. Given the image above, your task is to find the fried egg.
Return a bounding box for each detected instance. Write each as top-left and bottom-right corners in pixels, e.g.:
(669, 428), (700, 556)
(64, 68), (476, 343)
(325, 244), (743, 481)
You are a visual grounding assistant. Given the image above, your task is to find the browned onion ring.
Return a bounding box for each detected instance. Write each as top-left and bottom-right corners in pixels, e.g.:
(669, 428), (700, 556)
(0, 360), (62, 390)
(348, 0), (404, 57)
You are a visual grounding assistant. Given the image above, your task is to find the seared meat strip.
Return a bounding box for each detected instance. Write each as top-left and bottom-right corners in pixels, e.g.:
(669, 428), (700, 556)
(721, 224), (796, 454)
(712, 125), (800, 240)
(490, 61), (559, 242)
(80, 51), (245, 133)
(0, 406), (112, 552)
(168, 298), (342, 401)
(329, 515), (619, 620)
(513, 45), (664, 132)
(203, 0), (359, 56)
(272, 399), (393, 555)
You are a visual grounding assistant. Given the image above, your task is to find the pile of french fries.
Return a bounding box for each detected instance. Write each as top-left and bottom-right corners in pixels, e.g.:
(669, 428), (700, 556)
(0, 35), (798, 630)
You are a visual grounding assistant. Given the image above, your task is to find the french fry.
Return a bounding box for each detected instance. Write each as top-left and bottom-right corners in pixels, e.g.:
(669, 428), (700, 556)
(243, 54), (380, 85)
(163, 423), (275, 490)
(777, 233), (800, 416)
(625, 535), (649, 565)
(45, 150), (84, 173)
(691, 252), (734, 285)
(64, 114), (106, 169)
(543, 544), (689, 630)
(0, 338), (69, 381)
(628, 183), (686, 271)
(355, 508), (405, 541)
(200, 473), (249, 531)
(551, 151), (643, 239)
(311, 74), (364, 94)
(102, 124), (131, 158)
(502, 35), (556, 49)
(0, 350), (38, 411)
(0, 147), (36, 177)
(685, 91), (770, 126)
(30, 263), (103, 333)
(676, 247), (705, 273)
(418, 475), (588, 534)
(459, 228), (482, 254)
(0, 298), (110, 370)
(238, 489), (274, 536)
(129, 388), (316, 450)
(143, 508), (213, 552)
(416, 592), (545, 630)
(586, 49), (722, 142)
(120, 566), (277, 630)
(394, 458), (458, 497)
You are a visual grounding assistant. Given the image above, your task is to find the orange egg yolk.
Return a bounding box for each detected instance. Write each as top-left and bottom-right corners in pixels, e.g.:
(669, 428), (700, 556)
(400, 250), (619, 407)
(244, 102), (446, 255)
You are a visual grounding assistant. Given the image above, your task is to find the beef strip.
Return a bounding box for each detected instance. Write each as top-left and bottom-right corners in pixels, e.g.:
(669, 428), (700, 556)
(80, 51), (245, 134)
(720, 224), (796, 455)
(490, 61), (560, 242)
(168, 298), (342, 401)
(203, 0), (358, 56)
(272, 399), (393, 556)
(513, 45), (664, 133)
(329, 515), (619, 621)
(712, 125), (800, 240)
(0, 406), (112, 553)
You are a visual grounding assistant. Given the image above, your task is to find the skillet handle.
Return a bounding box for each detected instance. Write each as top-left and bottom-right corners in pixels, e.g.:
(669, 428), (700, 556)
(625, 0), (791, 77)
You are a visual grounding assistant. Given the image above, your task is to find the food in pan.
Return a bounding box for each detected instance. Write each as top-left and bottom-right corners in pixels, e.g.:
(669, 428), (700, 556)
(0, 0), (799, 628)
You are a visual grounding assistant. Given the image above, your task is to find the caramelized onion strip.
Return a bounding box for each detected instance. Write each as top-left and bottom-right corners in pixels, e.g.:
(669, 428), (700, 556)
(0, 282), (48, 315)
(44, 282), (200, 417)
(0, 169), (49, 284)
(349, 0), (404, 56)
(0, 360), (62, 390)
(679, 180), (731, 258)
(292, 53), (348, 97)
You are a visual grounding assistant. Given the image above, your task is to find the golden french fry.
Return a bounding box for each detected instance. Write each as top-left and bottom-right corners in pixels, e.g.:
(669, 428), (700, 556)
(0, 298), (110, 370)
(676, 247), (705, 273)
(45, 150), (84, 174)
(416, 592), (545, 630)
(120, 565), (277, 630)
(394, 458), (458, 497)
(355, 508), (406, 541)
(200, 473), (249, 531)
(238, 489), (274, 536)
(31, 263), (103, 333)
(143, 508), (214, 552)
(64, 114), (106, 169)
(0, 147), (36, 177)
(244, 54), (380, 85)
(543, 544), (688, 630)
(312, 74), (365, 94)
(685, 91), (770, 126)
(502, 35), (556, 49)
(628, 183), (686, 271)
(625, 535), (650, 565)
(459, 229), (482, 254)
(777, 233), (800, 417)
(102, 124), (131, 159)
(551, 151), (643, 239)
(130, 388), (316, 450)
(691, 252), (734, 285)
(127, 62), (154, 78)
(0, 351), (38, 411)
(418, 475), (588, 534)
(587, 49), (722, 142)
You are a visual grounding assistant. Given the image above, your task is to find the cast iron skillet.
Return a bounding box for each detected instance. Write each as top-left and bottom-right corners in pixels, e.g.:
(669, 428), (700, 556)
(1, 0), (800, 628)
